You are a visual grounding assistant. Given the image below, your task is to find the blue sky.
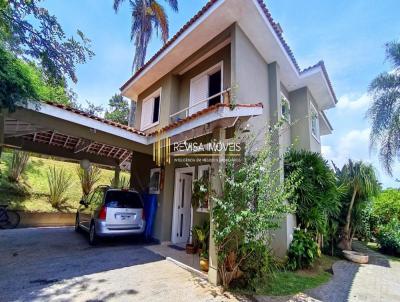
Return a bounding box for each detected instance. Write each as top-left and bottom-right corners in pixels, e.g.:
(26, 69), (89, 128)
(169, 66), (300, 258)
(42, 0), (400, 187)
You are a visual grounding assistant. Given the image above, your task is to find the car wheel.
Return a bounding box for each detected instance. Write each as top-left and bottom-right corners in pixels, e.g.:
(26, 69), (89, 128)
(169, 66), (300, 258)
(89, 222), (98, 246)
(74, 214), (80, 233)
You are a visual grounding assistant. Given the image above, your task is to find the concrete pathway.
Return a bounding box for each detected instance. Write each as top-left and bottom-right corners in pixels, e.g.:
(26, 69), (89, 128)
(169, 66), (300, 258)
(0, 227), (248, 302)
(307, 241), (400, 302)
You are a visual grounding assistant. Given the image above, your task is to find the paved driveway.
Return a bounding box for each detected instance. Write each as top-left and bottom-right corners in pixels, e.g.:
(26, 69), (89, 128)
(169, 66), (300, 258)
(0, 227), (246, 302)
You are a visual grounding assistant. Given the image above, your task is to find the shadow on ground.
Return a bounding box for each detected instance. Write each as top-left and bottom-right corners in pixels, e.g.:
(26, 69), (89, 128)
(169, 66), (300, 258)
(0, 227), (164, 301)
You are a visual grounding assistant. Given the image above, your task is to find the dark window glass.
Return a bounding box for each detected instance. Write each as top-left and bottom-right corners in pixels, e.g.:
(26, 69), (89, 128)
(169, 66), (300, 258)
(105, 191), (143, 208)
(153, 96), (160, 123)
(208, 70), (221, 107)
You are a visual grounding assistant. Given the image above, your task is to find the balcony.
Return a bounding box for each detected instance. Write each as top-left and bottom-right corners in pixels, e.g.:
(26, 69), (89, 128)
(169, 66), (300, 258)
(169, 88), (232, 123)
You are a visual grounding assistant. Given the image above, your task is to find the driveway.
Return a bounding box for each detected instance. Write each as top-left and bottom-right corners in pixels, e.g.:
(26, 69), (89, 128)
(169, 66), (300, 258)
(0, 227), (246, 302)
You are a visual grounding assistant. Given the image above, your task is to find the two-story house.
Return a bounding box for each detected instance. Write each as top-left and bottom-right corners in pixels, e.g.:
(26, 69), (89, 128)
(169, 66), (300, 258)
(120, 0), (336, 283)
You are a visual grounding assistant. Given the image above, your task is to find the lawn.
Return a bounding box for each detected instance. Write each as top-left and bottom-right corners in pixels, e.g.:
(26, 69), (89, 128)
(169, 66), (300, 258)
(0, 151), (129, 213)
(234, 254), (337, 297)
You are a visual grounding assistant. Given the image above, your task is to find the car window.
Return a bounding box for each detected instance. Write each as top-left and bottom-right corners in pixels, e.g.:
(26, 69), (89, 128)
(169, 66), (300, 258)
(104, 191), (143, 209)
(90, 190), (104, 209)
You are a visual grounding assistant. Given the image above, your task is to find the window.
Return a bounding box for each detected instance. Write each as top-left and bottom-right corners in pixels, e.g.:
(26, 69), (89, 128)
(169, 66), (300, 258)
(189, 62), (223, 115)
(281, 94), (290, 122)
(141, 89), (161, 130)
(105, 191), (143, 208)
(310, 102), (319, 140)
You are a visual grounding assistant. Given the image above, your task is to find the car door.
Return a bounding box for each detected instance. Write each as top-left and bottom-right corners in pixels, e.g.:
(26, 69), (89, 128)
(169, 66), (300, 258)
(80, 191), (96, 229)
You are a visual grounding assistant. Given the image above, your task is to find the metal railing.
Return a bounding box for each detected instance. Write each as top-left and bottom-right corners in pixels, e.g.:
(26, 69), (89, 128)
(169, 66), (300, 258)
(169, 88), (231, 122)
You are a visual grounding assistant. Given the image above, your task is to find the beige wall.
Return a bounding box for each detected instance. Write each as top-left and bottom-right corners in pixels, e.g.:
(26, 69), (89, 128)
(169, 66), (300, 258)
(231, 24), (269, 144)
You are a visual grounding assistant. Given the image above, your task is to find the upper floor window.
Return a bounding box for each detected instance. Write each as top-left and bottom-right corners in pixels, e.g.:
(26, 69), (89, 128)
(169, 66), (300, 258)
(310, 102), (319, 140)
(141, 89), (161, 130)
(189, 62), (223, 116)
(281, 94), (290, 122)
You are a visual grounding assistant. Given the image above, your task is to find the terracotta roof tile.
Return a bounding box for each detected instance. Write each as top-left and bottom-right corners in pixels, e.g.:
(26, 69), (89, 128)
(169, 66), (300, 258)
(44, 101), (146, 136)
(120, 0), (337, 104)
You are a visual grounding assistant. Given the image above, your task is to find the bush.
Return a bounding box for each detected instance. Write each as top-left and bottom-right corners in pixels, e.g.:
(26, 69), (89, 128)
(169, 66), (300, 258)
(372, 189), (400, 226)
(76, 165), (101, 198)
(47, 166), (72, 209)
(287, 229), (319, 270)
(376, 219), (400, 255)
(8, 150), (30, 183)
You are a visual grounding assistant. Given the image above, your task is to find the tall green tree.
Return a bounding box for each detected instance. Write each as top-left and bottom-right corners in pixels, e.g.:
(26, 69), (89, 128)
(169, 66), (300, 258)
(367, 41), (400, 175)
(105, 94), (131, 125)
(113, 0), (178, 71)
(0, 45), (70, 111)
(334, 160), (380, 250)
(0, 0), (94, 85)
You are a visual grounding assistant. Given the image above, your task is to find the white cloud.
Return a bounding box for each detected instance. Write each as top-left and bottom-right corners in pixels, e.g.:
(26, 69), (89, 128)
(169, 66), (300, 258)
(322, 128), (371, 168)
(337, 93), (371, 110)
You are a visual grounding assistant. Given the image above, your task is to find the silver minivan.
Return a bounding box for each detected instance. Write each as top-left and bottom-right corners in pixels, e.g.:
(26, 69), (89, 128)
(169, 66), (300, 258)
(75, 186), (146, 245)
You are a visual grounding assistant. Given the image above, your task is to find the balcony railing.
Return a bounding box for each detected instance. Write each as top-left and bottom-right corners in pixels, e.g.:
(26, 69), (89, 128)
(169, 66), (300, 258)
(169, 88), (231, 123)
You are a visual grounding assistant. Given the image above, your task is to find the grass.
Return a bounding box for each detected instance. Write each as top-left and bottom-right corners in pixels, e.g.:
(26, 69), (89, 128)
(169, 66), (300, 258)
(363, 241), (400, 263)
(234, 254), (338, 297)
(0, 151), (129, 213)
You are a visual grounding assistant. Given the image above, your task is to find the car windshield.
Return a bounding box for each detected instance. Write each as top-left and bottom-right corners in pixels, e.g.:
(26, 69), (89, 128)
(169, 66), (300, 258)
(104, 191), (143, 209)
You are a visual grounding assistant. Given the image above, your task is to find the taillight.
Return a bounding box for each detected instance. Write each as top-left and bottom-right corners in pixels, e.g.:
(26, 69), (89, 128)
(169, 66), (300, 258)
(98, 206), (107, 220)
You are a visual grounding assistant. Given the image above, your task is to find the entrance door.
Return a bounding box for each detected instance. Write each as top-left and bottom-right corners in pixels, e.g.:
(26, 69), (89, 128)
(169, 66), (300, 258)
(173, 173), (193, 244)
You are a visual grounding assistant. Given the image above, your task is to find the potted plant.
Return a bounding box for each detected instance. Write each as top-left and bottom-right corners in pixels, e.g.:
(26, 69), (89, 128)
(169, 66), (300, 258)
(192, 175), (210, 209)
(193, 220), (210, 272)
(200, 250), (209, 272)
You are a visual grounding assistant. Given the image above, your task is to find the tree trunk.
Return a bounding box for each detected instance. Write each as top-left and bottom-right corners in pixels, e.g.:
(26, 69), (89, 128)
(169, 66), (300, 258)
(339, 188), (357, 250)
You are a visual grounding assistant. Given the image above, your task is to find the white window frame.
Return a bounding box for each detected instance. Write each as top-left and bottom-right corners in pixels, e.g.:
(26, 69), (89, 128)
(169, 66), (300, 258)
(140, 88), (162, 131)
(310, 101), (320, 142)
(189, 61), (223, 115)
(281, 93), (290, 122)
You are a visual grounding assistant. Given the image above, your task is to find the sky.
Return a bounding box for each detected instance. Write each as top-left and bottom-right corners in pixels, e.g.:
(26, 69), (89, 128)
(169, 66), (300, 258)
(41, 0), (400, 188)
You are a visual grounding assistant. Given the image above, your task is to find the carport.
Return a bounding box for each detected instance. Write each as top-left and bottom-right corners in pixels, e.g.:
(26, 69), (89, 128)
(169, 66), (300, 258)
(0, 101), (156, 190)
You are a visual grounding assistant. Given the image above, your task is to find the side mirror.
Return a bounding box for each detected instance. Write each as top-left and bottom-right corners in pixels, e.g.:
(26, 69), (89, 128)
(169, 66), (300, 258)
(79, 199), (86, 206)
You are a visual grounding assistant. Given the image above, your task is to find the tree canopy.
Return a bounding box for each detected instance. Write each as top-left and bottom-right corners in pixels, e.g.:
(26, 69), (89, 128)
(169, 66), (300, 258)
(367, 41), (400, 175)
(104, 94), (131, 125)
(0, 44), (70, 111)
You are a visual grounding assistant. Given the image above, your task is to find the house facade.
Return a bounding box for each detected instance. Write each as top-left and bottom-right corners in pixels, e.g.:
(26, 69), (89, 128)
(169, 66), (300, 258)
(120, 0), (336, 284)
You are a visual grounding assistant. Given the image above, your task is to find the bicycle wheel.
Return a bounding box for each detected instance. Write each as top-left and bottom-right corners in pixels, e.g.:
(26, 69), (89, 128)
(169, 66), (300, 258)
(0, 210), (20, 229)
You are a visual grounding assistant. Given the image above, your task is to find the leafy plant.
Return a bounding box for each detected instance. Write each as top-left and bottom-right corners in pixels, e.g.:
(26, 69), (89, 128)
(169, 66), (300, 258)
(7, 150), (29, 183)
(76, 165), (101, 198)
(110, 175), (130, 189)
(375, 219), (400, 256)
(191, 175), (209, 208)
(212, 128), (299, 289)
(192, 220), (210, 257)
(287, 229), (319, 270)
(105, 94), (130, 125)
(371, 189), (400, 226)
(47, 166), (72, 210)
(284, 149), (343, 247)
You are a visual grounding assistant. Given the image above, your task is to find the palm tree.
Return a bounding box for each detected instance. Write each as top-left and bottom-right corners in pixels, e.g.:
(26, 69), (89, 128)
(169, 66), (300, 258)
(367, 41), (400, 175)
(334, 160), (380, 250)
(113, 0), (178, 71)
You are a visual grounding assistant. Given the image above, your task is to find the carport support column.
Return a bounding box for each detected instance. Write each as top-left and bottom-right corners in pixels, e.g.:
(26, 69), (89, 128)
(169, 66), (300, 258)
(114, 164), (120, 187)
(208, 127), (226, 285)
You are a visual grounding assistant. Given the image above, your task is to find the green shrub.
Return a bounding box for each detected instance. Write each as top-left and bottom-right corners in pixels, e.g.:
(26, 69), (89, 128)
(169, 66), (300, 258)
(47, 166), (72, 209)
(8, 150), (30, 183)
(76, 165), (101, 198)
(376, 219), (400, 255)
(287, 229), (319, 270)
